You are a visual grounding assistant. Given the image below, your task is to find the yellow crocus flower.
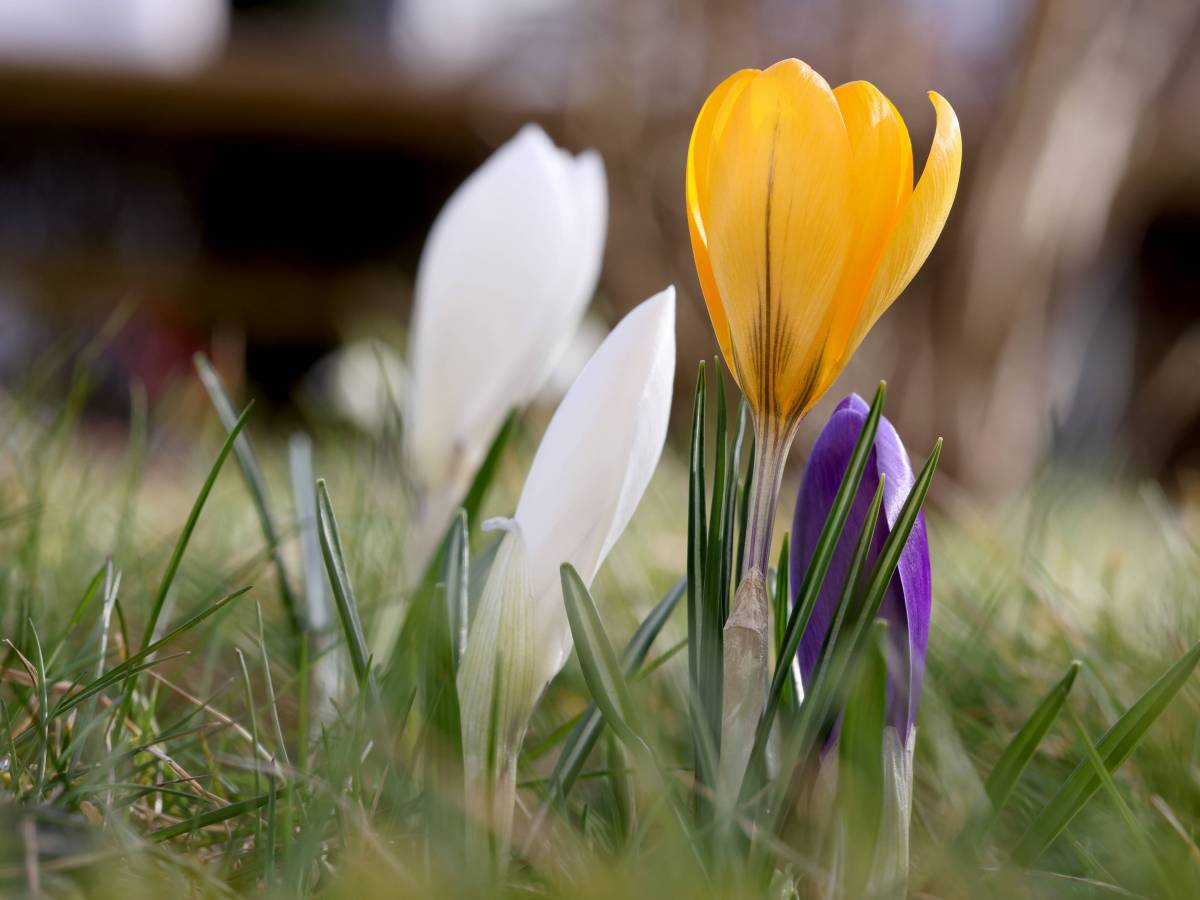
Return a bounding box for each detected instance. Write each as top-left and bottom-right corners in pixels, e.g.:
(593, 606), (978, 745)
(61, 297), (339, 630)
(687, 58), (962, 428)
(686, 58), (961, 808)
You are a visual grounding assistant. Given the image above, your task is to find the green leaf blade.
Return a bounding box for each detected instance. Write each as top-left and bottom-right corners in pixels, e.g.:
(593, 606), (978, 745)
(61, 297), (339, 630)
(545, 577), (685, 801)
(314, 479), (373, 689)
(560, 564), (639, 747)
(1015, 642), (1200, 863)
(986, 661), (1081, 809)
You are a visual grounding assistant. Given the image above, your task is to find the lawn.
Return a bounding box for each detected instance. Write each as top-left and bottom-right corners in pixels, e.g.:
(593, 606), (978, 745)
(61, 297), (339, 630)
(1, 360), (1197, 899)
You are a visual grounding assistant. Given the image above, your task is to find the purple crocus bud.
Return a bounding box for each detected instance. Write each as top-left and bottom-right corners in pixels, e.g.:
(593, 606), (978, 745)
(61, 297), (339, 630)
(790, 393), (931, 743)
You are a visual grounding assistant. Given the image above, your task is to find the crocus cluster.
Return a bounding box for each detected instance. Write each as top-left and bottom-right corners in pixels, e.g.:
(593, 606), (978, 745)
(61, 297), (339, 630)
(389, 122), (675, 850)
(331, 54), (954, 883)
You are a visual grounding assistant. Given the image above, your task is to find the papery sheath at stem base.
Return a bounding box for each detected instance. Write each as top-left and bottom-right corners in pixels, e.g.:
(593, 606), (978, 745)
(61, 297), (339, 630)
(718, 569), (770, 812)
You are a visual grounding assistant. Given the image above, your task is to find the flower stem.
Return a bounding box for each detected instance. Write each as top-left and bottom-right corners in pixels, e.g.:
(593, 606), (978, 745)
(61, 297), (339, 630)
(742, 416), (793, 580)
(717, 414), (796, 811)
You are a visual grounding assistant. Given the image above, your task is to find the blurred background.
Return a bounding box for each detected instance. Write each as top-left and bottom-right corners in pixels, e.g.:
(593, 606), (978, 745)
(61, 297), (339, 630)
(1, 0), (1198, 498)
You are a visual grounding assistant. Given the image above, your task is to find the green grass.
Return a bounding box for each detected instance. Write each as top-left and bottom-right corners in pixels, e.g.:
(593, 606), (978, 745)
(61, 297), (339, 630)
(0, 361), (1198, 899)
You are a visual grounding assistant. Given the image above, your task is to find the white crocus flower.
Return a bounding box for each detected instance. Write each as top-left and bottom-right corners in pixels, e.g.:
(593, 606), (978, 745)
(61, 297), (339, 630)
(458, 287), (676, 851)
(405, 124), (607, 577)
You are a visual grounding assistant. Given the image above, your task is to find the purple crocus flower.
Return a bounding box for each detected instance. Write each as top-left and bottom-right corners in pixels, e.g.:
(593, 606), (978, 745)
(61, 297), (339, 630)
(790, 393), (931, 742)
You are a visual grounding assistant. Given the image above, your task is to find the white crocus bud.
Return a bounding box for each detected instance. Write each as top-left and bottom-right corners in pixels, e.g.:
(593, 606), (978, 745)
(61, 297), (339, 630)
(511, 287), (675, 694)
(457, 287), (675, 851)
(405, 125), (607, 577)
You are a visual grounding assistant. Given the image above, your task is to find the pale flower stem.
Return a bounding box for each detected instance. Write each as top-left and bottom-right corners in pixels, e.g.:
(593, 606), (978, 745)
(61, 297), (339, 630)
(865, 725), (915, 899)
(743, 415), (793, 579)
(717, 414), (796, 813)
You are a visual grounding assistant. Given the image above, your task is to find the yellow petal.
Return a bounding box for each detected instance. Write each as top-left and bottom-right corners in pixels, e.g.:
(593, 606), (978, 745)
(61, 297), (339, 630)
(824, 81), (913, 360)
(686, 68), (757, 374)
(705, 59), (854, 421)
(848, 91), (962, 355)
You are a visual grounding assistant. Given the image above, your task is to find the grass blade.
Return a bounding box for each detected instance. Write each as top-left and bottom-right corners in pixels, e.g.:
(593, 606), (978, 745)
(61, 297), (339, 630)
(195, 353), (302, 636)
(314, 479), (372, 689)
(255, 602), (291, 770)
(51, 586), (251, 719)
(236, 647), (263, 845)
(27, 626), (50, 801)
(148, 795), (269, 842)
(1067, 708), (1175, 898)
(953, 661), (1080, 855)
(987, 661), (1081, 809)
(45, 561), (107, 671)
(1015, 641), (1200, 863)
(139, 401), (254, 653)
